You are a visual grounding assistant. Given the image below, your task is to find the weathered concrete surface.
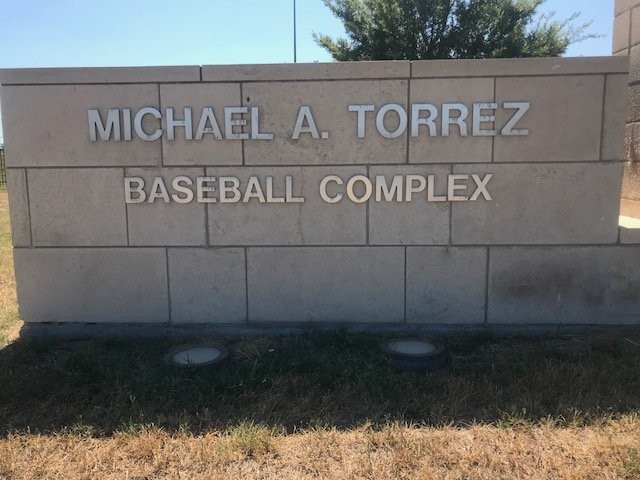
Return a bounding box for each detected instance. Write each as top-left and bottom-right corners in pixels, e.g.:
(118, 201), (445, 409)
(28, 168), (127, 246)
(619, 215), (640, 243)
(408, 78), (493, 164)
(368, 165), (450, 245)
(247, 247), (404, 323)
(168, 248), (246, 323)
(493, 76), (604, 163)
(0, 84), (161, 167)
(603, 74), (628, 160)
(243, 80), (408, 165)
(202, 61), (410, 82)
(614, 0), (640, 202)
(412, 57), (627, 78)
(5, 169), (30, 247)
(488, 246), (640, 324)
(126, 167), (207, 246)
(451, 163), (623, 245)
(159, 83), (243, 166)
(0, 58), (631, 330)
(13, 248), (169, 323)
(0, 66), (200, 84)
(205, 166), (367, 246)
(406, 247), (487, 324)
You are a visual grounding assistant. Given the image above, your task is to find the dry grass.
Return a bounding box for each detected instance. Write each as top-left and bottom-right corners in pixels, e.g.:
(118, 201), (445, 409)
(0, 192), (22, 346)
(1, 419), (640, 479)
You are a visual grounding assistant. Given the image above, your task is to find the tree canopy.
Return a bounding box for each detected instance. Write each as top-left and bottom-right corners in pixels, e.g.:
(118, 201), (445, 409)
(314, 0), (592, 61)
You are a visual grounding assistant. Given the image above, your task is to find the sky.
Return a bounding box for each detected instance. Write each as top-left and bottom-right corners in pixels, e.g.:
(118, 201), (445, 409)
(0, 0), (618, 144)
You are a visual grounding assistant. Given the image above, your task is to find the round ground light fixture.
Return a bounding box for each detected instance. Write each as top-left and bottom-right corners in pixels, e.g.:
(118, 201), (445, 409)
(382, 338), (448, 372)
(168, 344), (230, 368)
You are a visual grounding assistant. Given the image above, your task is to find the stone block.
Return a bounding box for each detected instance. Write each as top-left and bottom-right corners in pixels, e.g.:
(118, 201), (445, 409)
(629, 44), (640, 81)
(616, 0), (640, 16)
(620, 224), (640, 243)
(1, 84), (161, 167)
(0, 66), (200, 84)
(614, 10), (631, 53)
(368, 165), (450, 245)
(205, 166), (367, 245)
(602, 74), (628, 160)
(406, 247), (486, 324)
(624, 122), (640, 161)
(247, 247), (404, 322)
(622, 161), (640, 199)
(411, 57), (628, 78)
(627, 83), (640, 123)
(242, 80), (408, 165)
(28, 168), (127, 246)
(408, 78), (493, 163)
(488, 246), (640, 324)
(159, 83), (242, 166)
(126, 167), (207, 246)
(168, 248), (246, 323)
(615, 49), (629, 56)
(202, 61), (410, 82)
(633, 7), (640, 46)
(494, 76), (604, 163)
(6, 169), (30, 246)
(14, 248), (169, 323)
(451, 163), (622, 245)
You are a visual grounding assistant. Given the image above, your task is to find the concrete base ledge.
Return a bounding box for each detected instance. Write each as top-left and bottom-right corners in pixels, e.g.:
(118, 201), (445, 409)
(18, 322), (640, 340)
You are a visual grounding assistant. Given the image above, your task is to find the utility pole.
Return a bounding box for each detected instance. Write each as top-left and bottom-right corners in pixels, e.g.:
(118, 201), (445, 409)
(293, 0), (297, 63)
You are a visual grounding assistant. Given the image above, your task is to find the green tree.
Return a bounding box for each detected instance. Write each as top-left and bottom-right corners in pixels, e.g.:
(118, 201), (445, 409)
(314, 0), (592, 61)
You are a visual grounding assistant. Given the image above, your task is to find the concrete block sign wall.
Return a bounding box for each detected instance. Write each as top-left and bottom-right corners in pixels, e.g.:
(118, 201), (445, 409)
(1, 58), (638, 332)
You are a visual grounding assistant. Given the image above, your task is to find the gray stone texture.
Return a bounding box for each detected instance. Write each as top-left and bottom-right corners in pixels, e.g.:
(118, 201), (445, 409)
(628, 83), (640, 123)
(451, 163), (622, 245)
(620, 225), (640, 243)
(622, 161), (640, 200)
(168, 248), (246, 323)
(493, 75), (604, 163)
(1, 84), (161, 167)
(202, 61), (410, 82)
(242, 80), (408, 165)
(247, 247), (404, 323)
(616, 0), (640, 16)
(205, 166), (367, 245)
(603, 74), (628, 160)
(411, 57), (627, 78)
(159, 83), (243, 166)
(409, 78), (493, 163)
(633, 7), (640, 46)
(488, 247), (640, 324)
(406, 247), (487, 324)
(614, 10), (631, 53)
(368, 165), (450, 245)
(28, 168), (127, 246)
(630, 44), (640, 82)
(614, 0), (640, 204)
(0, 58), (632, 328)
(125, 167), (207, 246)
(6, 169), (30, 247)
(13, 248), (169, 323)
(0, 66), (200, 84)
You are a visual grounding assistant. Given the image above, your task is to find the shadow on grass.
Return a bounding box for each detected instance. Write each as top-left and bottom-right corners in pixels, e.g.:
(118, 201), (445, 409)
(1, 331), (640, 436)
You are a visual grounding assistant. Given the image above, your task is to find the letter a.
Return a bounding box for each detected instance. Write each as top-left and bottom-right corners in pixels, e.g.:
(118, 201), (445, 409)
(291, 106), (320, 139)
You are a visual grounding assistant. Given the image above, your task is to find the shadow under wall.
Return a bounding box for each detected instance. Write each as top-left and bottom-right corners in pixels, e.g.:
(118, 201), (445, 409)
(1, 331), (640, 436)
